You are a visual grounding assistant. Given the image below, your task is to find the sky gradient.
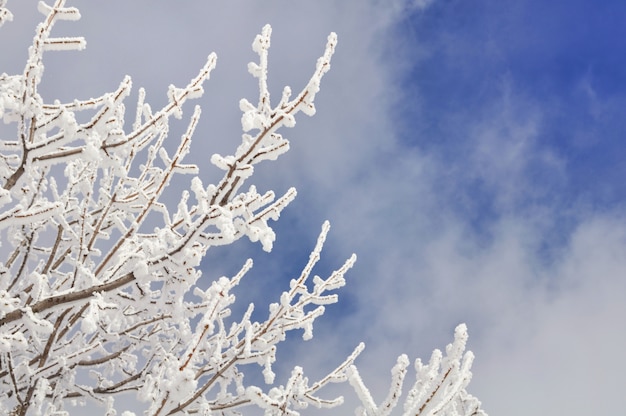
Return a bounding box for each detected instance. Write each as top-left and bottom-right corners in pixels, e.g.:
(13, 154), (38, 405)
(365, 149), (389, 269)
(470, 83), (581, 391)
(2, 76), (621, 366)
(1, 1), (625, 414)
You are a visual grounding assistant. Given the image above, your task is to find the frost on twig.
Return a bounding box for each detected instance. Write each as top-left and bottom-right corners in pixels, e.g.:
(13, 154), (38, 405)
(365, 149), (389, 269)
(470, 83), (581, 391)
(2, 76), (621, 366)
(0, 0), (12, 29)
(0, 2), (350, 414)
(0, 2), (486, 415)
(348, 324), (486, 416)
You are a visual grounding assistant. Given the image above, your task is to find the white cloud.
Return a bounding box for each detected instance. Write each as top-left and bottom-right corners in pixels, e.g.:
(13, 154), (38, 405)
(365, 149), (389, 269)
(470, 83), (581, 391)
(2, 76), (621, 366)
(470, 214), (626, 415)
(412, 0), (436, 10)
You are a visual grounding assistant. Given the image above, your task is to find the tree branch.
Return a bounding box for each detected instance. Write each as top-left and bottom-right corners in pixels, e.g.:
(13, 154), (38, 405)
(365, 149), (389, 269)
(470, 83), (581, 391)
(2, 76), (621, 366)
(0, 272), (135, 327)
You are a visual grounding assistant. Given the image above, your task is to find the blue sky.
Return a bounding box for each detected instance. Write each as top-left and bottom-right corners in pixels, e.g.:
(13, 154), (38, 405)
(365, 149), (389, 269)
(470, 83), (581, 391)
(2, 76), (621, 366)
(397, 0), (626, 211)
(1, 1), (626, 415)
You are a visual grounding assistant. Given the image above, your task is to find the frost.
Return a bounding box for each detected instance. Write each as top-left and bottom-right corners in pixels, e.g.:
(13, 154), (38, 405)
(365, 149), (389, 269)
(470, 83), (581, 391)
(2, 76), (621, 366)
(0, 6), (486, 416)
(0, 290), (19, 319)
(42, 36), (86, 52)
(0, 2), (11, 29)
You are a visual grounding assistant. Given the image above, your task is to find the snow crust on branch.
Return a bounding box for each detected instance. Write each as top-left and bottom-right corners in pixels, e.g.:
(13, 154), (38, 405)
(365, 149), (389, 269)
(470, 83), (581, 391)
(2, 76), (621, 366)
(0, 0), (11, 29)
(347, 324), (485, 416)
(0, 2), (486, 415)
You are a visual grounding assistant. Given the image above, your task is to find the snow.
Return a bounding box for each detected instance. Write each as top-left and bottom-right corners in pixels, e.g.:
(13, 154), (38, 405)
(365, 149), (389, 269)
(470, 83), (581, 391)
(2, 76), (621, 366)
(0, 4), (485, 414)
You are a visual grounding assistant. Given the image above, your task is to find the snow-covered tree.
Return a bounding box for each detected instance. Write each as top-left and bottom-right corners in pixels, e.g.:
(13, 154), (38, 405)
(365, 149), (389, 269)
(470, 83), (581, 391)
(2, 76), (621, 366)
(0, 2), (486, 415)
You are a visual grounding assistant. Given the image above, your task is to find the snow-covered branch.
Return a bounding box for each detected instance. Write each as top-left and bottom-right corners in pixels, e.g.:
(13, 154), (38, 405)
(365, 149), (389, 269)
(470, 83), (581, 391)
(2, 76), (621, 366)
(0, 2), (486, 415)
(348, 324), (486, 416)
(0, 0), (11, 29)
